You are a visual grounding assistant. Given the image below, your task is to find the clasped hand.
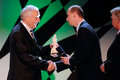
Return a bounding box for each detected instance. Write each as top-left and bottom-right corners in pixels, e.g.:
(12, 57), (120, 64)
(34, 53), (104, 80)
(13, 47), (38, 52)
(47, 60), (56, 72)
(61, 54), (70, 65)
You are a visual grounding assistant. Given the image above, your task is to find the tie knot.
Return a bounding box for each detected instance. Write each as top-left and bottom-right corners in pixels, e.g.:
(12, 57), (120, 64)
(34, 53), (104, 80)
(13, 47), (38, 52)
(30, 30), (33, 33)
(29, 30), (37, 42)
(30, 30), (34, 38)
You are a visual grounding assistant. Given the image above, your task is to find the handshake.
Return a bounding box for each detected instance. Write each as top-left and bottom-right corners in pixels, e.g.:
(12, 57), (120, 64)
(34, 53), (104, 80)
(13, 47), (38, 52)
(47, 54), (70, 72)
(47, 35), (70, 72)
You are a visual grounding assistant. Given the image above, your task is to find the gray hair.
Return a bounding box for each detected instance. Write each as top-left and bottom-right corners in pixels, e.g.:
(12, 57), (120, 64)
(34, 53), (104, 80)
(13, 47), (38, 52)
(20, 5), (39, 20)
(68, 5), (84, 17)
(110, 6), (120, 19)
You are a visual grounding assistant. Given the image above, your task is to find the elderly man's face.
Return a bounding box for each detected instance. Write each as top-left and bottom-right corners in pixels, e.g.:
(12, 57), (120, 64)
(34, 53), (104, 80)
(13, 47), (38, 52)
(111, 13), (120, 30)
(66, 9), (76, 27)
(27, 10), (40, 29)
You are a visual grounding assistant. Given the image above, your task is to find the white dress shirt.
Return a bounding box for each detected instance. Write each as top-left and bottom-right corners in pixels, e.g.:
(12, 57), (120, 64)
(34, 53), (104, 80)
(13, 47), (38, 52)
(21, 21), (33, 38)
(117, 30), (120, 35)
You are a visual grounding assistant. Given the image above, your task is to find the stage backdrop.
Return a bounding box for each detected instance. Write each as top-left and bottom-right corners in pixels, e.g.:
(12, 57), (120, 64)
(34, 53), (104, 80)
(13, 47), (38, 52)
(0, 0), (88, 80)
(1, 0), (120, 80)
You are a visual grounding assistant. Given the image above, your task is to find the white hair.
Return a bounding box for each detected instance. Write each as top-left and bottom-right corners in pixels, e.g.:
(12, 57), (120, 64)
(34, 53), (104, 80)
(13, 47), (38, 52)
(110, 6), (120, 19)
(110, 6), (120, 13)
(68, 5), (84, 17)
(20, 5), (39, 19)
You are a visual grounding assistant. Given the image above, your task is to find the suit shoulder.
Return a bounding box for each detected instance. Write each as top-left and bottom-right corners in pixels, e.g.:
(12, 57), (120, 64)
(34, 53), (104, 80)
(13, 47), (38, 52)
(10, 24), (22, 38)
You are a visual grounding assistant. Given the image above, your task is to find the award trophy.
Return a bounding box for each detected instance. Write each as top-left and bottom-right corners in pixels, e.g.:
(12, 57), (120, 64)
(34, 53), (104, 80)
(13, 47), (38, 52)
(51, 35), (67, 57)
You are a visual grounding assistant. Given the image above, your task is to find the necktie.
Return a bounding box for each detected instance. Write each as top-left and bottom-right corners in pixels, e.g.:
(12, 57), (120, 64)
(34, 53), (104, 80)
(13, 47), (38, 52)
(30, 30), (37, 43)
(30, 30), (34, 39)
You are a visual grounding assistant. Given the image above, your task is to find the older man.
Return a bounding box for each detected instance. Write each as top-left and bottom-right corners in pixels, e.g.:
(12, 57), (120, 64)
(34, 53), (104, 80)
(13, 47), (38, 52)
(8, 5), (55, 80)
(100, 6), (120, 80)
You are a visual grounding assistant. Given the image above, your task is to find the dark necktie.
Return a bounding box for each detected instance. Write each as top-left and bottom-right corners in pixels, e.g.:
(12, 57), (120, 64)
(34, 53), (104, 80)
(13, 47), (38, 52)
(30, 30), (37, 43)
(30, 30), (35, 39)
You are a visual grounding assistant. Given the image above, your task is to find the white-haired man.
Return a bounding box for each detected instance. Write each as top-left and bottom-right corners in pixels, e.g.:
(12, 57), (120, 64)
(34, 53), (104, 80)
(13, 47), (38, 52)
(8, 5), (55, 80)
(100, 6), (120, 80)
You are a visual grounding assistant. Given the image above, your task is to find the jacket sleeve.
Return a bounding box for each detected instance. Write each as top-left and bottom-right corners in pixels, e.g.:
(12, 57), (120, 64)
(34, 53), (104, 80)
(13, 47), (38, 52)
(55, 61), (69, 72)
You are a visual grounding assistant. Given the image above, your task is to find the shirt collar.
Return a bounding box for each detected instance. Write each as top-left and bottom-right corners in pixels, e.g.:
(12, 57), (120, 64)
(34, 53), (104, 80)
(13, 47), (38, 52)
(76, 19), (85, 32)
(117, 30), (120, 35)
(21, 20), (32, 34)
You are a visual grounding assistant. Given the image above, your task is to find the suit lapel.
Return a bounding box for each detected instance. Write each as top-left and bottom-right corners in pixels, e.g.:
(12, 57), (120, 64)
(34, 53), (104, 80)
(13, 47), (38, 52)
(19, 22), (37, 45)
(76, 21), (86, 36)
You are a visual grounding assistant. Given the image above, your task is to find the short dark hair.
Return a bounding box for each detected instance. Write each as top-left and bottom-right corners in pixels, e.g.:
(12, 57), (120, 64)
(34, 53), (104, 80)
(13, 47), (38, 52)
(69, 5), (84, 17)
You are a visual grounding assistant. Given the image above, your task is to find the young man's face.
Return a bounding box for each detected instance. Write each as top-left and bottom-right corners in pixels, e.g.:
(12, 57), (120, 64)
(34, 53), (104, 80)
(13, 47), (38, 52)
(66, 9), (75, 27)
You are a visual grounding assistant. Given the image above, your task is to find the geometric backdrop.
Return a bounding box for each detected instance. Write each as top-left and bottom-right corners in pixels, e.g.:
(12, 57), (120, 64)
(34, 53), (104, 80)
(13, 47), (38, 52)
(0, 0), (120, 80)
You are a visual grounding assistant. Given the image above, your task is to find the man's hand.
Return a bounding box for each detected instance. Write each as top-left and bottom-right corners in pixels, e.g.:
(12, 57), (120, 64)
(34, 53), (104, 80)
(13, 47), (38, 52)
(61, 54), (70, 65)
(100, 63), (105, 73)
(47, 60), (55, 72)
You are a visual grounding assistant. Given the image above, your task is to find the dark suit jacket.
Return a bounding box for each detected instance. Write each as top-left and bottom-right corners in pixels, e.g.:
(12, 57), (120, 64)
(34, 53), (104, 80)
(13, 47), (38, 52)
(104, 33), (120, 80)
(56, 21), (103, 80)
(8, 22), (51, 80)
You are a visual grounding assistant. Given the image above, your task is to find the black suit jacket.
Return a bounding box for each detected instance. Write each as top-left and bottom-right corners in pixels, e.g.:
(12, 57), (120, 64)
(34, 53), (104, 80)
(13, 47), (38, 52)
(8, 22), (51, 80)
(104, 33), (120, 80)
(57, 21), (103, 80)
